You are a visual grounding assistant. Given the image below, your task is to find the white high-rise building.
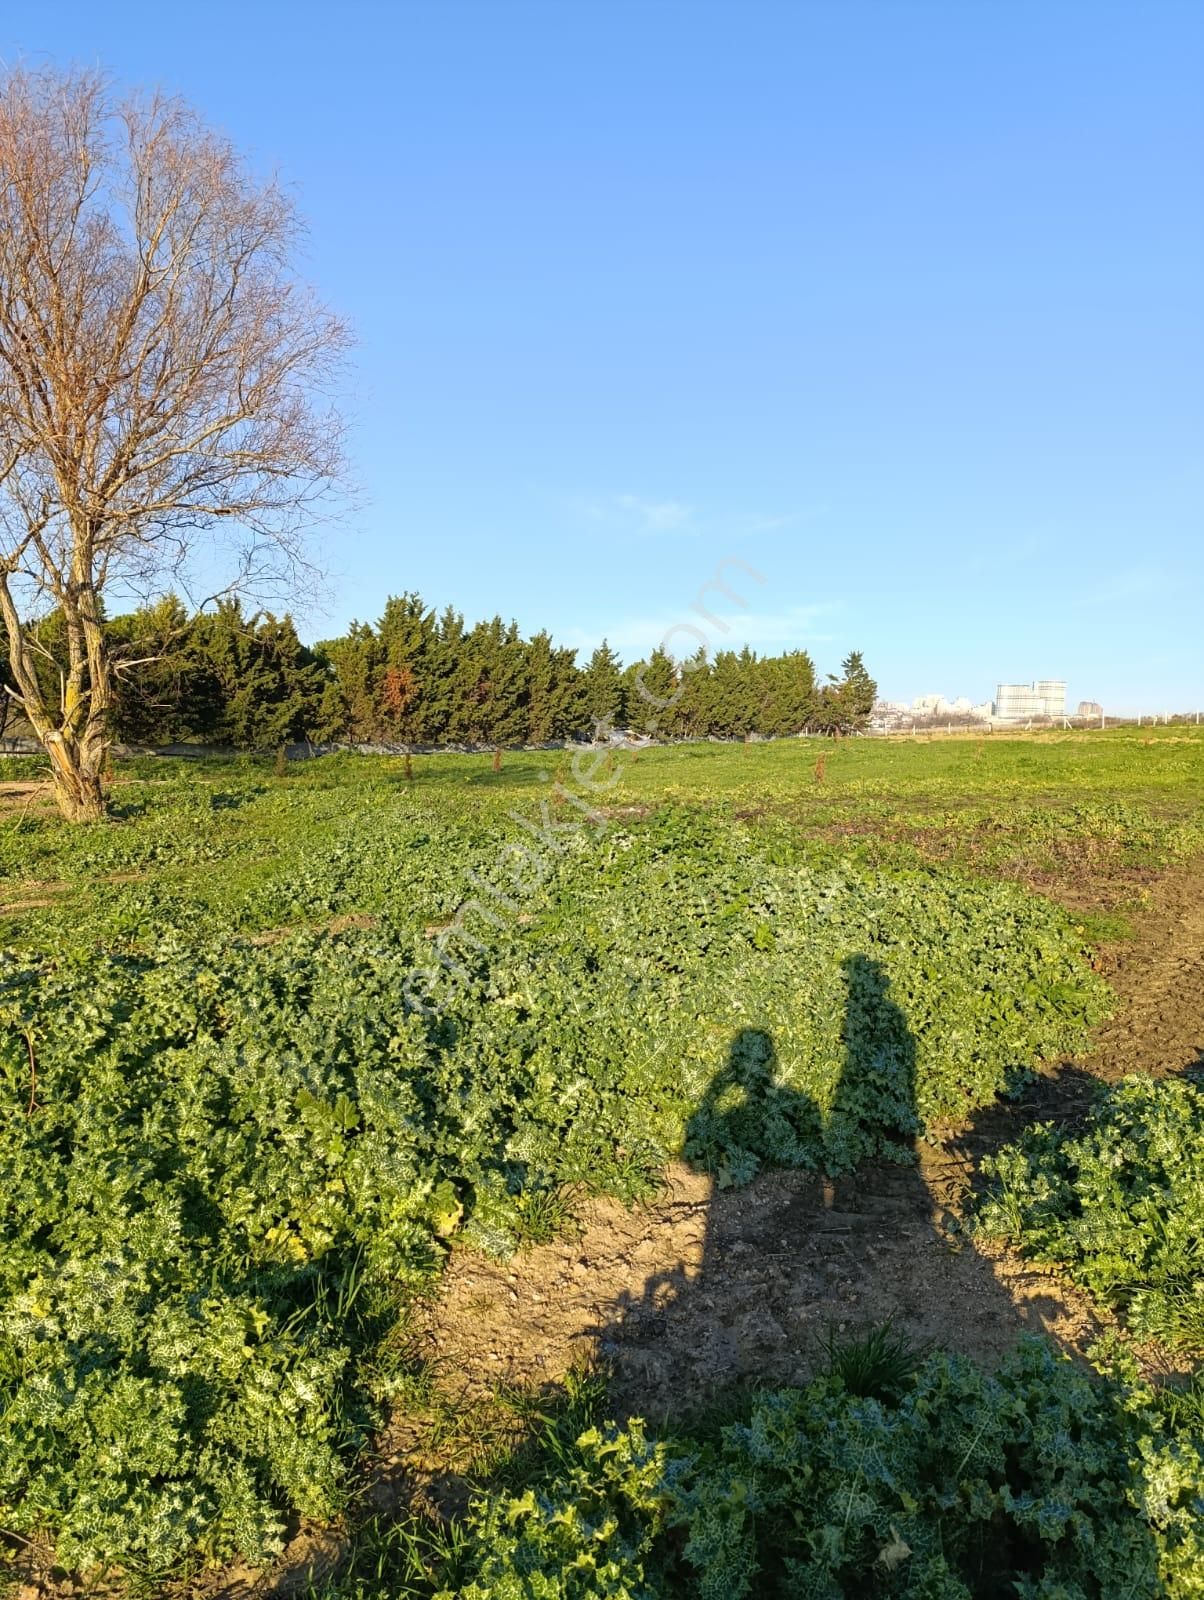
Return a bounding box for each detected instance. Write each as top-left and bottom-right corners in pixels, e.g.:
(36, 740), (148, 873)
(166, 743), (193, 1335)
(995, 680), (1067, 720)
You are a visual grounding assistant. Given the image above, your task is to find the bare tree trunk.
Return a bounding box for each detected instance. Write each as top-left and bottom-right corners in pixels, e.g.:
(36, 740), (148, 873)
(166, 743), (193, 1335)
(492, 746), (502, 773)
(44, 730), (107, 821)
(0, 569), (114, 822)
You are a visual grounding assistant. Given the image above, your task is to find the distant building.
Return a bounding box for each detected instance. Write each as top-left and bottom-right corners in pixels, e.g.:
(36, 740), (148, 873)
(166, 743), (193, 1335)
(869, 700), (910, 730)
(910, 694), (980, 717)
(883, 693), (990, 724)
(1077, 700), (1103, 718)
(995, 679), (1066, 720)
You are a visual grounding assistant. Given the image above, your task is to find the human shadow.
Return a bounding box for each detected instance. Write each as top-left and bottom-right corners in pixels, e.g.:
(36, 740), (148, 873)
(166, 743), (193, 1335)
(589, 954), (1183, 1592)
(599, 954), (1083, 1418)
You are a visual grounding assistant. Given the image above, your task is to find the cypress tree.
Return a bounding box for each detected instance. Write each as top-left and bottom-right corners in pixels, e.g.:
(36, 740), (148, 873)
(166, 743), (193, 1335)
(188, 603), (324, 749)
(626, 647), (677, 734)
(581, 640), (624, 733)
(376, 593), (438, 753)
(96, 587), (873, 754)
(315, 622), (381, 743)
(524, 630), (559, 745)
(837, 650), (877, 730)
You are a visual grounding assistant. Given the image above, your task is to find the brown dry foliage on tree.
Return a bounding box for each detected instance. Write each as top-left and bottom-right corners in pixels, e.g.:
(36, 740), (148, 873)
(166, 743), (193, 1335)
(381, 664), (418, 718)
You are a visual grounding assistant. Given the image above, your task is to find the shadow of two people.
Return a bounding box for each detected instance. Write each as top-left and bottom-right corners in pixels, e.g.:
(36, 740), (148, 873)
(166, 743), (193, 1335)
(602, 954), (1087, 1415)
(685, 953), (921, 1184)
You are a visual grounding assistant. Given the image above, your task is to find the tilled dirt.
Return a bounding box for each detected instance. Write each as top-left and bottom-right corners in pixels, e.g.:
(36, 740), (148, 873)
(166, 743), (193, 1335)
(1090, 863), (1204, 1079)
(423, 1159), (1107, 1425)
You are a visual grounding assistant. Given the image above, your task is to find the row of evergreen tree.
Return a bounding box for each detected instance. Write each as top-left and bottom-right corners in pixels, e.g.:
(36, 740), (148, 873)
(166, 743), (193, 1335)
(2, 592), (877, 750)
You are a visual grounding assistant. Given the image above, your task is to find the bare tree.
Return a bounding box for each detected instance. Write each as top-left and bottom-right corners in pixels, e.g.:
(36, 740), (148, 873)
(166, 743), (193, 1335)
(0, 66), (349, 820)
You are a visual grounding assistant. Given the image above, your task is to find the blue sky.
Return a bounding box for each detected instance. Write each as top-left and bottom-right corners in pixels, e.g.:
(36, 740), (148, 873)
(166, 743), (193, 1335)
(4, 0), (1202, 711)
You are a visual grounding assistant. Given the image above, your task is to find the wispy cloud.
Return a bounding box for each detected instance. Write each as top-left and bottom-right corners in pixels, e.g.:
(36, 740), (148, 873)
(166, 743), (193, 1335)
(732, 507), (827, 538)
(613, 494), (694, 533)
(567, 496), (611, 522)
(1078, 565), (1167, 607)
(592, 489), (694, 534)
(563, 493), (822, 542)
(564, 492), (695, 533)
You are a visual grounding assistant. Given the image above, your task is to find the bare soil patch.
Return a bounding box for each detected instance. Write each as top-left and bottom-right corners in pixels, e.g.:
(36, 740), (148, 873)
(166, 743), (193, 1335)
(939, 860), (1204, 1185)
(0, 881), (69, 916)
(247, 913), (380, 947)
(1090, 862), (1204, 1079)
(0, 780), (56, 818)
(424, 1159), (1106, 1428)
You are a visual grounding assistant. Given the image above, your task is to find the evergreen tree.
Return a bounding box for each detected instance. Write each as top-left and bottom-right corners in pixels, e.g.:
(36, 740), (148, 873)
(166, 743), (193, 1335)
(550, 642), (585, 739)
(708, 648), (759, 739)
(815, 649), (877, 735)
(488, 620), (531, 755)
(187, 603), (324, 749)
(581, 640), (624, 732)
(99, 586), (873, 755)
(524, 630), (559, 745)
(315, 622), (380, 742)
(13, 609), (73, 731)
(671, 647), (711, 738)
(440, 607), (482, 744)
(838, 650), (877, 729)
(377, 592), (438, 750)
(769, 649), (817, 734)
(108, 597), (194, 745)
(626, 647), (677, 733)
(456, 617), (528, 764)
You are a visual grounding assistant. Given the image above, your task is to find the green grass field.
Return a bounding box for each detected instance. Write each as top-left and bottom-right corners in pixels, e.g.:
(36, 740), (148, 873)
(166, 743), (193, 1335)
(1, 729), (1203, 1594)
(3, 728), (1202, 943)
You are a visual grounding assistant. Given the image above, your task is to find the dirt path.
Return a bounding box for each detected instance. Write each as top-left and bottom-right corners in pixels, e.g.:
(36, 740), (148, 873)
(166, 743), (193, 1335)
(423, 860), (1204, 1424)
(1091, 862), (1204, 1080)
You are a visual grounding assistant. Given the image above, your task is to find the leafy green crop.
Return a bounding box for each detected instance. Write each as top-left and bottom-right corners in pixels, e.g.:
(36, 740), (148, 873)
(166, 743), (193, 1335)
(442, 1340), (1204, 1600)
(0, 788), (1110, 1575)
(978, 1074), (1204, 1352)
